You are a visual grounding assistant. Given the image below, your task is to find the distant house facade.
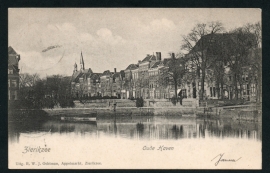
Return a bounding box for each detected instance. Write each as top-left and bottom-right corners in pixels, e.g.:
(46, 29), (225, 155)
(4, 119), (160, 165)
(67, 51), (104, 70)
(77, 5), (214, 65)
(8, 46), (20, 101)
(118, 52), (183, 100)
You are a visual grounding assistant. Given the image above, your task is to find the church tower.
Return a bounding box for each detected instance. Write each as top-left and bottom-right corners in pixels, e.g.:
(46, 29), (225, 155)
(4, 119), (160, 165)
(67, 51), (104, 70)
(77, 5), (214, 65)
(80, 51), (85, 71)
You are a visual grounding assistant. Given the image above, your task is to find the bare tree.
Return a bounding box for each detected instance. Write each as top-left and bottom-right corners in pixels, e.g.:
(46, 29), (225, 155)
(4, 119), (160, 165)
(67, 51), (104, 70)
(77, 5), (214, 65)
(244, 22), (261, 102)
(221, 26), (258, 99)
(212, 61), (226, 99)
(32, 73), (40, 86)
(19, 73), (40, 88)
(237, 22), (262, 102)
(137, 71), (149, 98)
(181, 21), (225, 100)
(19, 73), (33, 88)
(243, 22), (261, 48)
(167, 53), (187, 102)
(19, 73), (41, 99)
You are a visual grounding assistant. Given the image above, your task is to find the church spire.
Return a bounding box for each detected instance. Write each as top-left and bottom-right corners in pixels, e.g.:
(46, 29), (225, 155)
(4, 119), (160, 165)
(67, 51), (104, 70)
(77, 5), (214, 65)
(80, 51), (85, 70)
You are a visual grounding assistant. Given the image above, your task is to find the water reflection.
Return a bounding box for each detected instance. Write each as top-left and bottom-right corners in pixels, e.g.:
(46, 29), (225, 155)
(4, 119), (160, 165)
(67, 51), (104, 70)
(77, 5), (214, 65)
(8, 114), (261, 143)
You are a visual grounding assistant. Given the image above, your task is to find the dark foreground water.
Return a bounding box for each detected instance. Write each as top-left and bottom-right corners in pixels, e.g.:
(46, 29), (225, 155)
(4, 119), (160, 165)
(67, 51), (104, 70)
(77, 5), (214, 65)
(8, 113), (262, 169)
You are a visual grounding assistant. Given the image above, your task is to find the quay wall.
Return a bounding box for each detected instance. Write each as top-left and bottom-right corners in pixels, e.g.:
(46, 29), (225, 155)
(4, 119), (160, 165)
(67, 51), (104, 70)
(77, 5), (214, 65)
(73, 98), (198, 108)
(9, 103), (261, 121)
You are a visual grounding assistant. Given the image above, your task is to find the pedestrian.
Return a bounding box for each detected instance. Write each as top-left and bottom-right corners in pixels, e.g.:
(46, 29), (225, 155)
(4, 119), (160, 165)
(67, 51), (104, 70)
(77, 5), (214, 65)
(113, 100), (117, 112)
(179, 96), (183, 105)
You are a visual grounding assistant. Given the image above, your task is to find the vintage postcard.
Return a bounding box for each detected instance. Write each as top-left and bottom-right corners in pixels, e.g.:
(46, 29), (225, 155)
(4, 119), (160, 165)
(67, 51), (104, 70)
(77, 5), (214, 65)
(8, 8), (262, 169)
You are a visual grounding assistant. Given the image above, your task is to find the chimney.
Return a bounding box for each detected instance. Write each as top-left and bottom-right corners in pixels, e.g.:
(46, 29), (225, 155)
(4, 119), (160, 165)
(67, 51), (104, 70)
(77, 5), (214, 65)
(156, 52), (161, 61)
(114, 68), (117, 73)
(172, 53), (175, 58)
(138, 60), (141, 64)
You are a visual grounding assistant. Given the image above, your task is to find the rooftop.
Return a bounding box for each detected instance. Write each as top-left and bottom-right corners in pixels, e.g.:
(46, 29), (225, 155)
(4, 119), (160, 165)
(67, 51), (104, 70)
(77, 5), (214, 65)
(141, 54), (157, 62)
(125, 64), (138, 70)
(8, 46), (18, 55)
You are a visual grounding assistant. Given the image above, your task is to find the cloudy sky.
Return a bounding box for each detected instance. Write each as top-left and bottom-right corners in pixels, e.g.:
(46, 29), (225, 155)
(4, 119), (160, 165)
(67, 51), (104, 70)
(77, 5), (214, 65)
(8, 8), (261, 77)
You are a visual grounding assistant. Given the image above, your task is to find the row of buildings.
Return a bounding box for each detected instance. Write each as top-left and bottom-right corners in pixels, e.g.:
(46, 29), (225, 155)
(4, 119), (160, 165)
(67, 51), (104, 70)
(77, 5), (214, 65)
(71, 52), (180, 100)
(8, 32), (260, 103)
(71, 33), (261, 102)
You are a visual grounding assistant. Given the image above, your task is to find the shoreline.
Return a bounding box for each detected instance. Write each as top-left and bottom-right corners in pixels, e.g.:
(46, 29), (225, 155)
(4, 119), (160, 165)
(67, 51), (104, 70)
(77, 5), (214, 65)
(8, 104), (261, 122)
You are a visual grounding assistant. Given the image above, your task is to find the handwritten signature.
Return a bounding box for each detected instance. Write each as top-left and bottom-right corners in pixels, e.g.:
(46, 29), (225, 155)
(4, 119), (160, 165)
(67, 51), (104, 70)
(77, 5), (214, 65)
(211, 153), (241, 166)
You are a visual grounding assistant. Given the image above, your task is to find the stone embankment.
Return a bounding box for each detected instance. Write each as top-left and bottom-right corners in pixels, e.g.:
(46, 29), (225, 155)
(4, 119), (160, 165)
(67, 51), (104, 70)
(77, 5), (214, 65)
(10, 99), (260, 122)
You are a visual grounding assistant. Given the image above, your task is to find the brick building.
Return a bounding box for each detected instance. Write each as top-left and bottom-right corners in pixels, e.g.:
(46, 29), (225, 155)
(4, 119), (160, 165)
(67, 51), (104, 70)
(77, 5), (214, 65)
(8, 46), (20, 100)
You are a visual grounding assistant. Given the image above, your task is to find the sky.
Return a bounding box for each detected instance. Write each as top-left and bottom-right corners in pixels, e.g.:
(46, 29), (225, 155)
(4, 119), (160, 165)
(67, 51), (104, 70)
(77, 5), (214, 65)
(8, 8), (261, 78)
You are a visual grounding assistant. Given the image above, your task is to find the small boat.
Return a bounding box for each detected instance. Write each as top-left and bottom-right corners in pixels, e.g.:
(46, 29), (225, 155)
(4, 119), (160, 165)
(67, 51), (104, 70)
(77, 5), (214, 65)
(182, 114), (196, 117)
(61, 116), (96, 121)
(60, 112), (97, 122)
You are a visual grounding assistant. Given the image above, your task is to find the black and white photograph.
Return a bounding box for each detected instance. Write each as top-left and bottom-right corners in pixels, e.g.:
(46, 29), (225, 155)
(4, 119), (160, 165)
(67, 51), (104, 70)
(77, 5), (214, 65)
(8, 8), (262, 169)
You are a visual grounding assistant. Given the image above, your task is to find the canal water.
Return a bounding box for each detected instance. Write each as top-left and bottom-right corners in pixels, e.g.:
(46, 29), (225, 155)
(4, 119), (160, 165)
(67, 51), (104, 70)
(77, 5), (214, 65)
(8, 114), (262, 169)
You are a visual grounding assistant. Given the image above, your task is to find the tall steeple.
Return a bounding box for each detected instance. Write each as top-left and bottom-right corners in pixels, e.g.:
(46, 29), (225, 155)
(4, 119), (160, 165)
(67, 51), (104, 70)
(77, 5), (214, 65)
(80, 51), (85, 70)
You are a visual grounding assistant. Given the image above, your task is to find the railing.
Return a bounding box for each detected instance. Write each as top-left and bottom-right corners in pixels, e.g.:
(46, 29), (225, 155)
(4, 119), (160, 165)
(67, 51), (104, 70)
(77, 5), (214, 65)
(221, 104), (260, 110)
(182, 101), (193, 107)
(199, 101), (207, 108)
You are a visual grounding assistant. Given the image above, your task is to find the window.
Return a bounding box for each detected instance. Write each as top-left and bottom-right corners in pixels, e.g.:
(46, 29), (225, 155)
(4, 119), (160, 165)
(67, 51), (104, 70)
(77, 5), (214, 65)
(11, 80), (17, 87)
(9, 90), (17, 100)
(8, 69), (13, 74)
(229, 76), (232, 81)
(242, 74), (248, 81)
(156, 91), (160, 99)
(8, 80), (10, 88)
(251, 84), (256, 96)
(14, 90), (17, 100)
(243, 85), (247, 95)
(247, 84), (250, 96)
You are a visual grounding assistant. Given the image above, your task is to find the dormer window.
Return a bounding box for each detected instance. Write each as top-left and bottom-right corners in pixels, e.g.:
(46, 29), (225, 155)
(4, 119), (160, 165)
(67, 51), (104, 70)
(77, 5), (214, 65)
(242, 74), (248, 81)
(8, 69), (13, 74)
